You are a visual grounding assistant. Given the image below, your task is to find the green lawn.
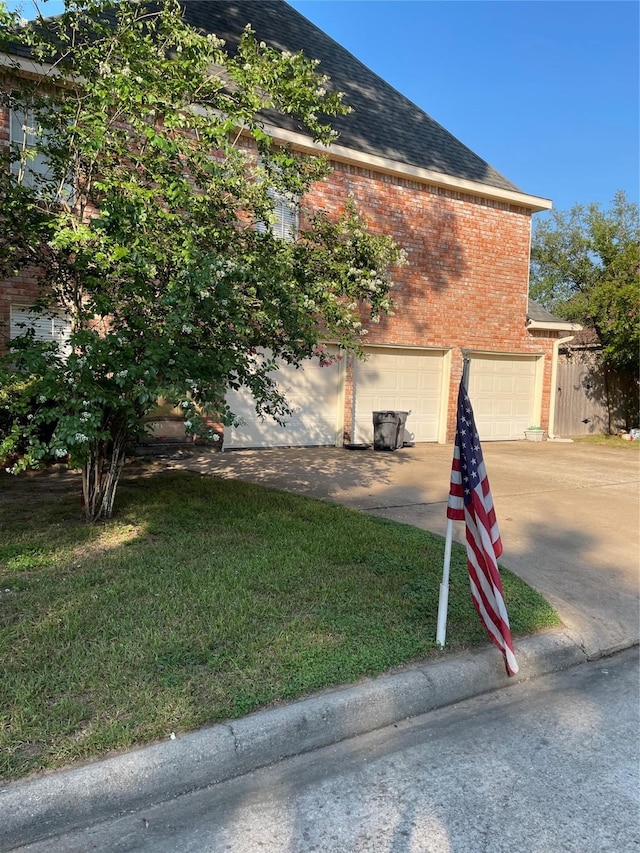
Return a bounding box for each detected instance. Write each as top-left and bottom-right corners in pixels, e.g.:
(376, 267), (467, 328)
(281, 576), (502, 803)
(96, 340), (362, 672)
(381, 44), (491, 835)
(574, 434), (640, 449)
(0, 465), (558, 781)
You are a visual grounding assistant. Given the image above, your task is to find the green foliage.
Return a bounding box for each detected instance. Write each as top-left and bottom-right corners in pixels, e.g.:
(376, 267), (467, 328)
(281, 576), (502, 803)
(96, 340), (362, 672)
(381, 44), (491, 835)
(530, 191), (640, 376)
(0, 374), (58, 464)
(0, 0), (405, 520)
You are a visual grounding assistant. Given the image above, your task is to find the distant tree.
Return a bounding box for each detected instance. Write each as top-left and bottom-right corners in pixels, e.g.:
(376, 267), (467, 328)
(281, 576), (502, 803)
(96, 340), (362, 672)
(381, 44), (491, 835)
(530, 191), (639, 427)
(0, 0), (404, 522)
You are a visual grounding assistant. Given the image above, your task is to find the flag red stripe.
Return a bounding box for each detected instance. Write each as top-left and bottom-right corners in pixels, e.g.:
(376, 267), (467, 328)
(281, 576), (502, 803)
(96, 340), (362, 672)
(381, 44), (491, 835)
(465, 526), (513, 643)
(465, 505), (516, 674)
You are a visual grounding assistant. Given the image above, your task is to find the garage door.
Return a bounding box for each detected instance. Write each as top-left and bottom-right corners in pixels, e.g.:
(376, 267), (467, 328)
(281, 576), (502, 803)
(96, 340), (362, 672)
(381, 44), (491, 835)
(468, 355), (537, 441)
(354, 348), (445, 445)
(225, 353), (343, 449)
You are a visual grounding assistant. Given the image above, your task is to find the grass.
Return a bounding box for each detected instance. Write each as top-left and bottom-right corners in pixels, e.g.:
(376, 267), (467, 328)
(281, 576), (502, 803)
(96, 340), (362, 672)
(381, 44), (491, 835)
(0, 465), (559, 782)
(574, 434), (640, 449)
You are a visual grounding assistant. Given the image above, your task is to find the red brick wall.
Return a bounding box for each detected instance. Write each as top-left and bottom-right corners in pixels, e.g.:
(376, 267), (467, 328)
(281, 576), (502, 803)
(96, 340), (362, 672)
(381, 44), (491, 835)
(305, 161), (558, 439)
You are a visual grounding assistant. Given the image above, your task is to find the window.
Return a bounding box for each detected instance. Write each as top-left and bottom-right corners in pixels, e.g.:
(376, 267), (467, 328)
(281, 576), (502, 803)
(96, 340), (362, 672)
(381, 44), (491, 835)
(9, 107), (52, 189)
(264, 186), (299, 241)
(10, 305), (72, 357)
(256, 157), (299, 241)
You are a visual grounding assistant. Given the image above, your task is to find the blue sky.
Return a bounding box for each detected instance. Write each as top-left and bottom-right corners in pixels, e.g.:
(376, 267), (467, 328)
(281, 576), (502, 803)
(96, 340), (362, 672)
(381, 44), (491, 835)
(6, 0), (639, 215)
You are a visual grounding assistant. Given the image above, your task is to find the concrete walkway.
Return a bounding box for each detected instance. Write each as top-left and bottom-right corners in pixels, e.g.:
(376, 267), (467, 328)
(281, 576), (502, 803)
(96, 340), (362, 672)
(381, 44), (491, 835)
(2, 440), (638, 850)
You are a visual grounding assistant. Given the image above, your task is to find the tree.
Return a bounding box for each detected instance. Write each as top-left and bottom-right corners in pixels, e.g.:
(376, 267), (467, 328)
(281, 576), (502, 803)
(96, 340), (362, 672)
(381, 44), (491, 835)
(0, 0), (404, 521)
(530, 191), (640, 375)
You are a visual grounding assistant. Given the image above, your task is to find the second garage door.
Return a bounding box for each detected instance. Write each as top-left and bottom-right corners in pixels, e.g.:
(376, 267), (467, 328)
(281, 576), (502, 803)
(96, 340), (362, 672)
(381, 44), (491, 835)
(468, 354), (539, 441)
(353, 347), (446, 445)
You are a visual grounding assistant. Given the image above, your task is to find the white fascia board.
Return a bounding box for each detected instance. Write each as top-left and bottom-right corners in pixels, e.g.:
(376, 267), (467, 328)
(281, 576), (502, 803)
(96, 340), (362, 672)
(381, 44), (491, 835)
(527, 320), (582, 332)
(258, 121), (554, 213)
(0, 50), (64, 81)
(0, 51), (80, 89)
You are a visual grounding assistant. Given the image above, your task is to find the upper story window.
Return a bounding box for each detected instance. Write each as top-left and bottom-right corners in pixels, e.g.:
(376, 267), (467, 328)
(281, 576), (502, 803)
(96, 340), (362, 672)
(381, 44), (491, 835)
(257, 186), (299, 241)
(10, 304), (72, 357)
(256, 156), (299, 241)
(9, 106), (52, 189)
(265, 187), (299, 241)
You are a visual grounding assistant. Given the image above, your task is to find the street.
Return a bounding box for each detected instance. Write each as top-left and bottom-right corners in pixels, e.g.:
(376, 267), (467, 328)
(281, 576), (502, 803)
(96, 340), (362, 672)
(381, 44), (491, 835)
(16, 647), (639, 853)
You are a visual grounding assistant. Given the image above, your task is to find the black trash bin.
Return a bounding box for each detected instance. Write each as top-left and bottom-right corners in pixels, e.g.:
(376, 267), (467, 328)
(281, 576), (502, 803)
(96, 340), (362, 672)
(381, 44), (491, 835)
(372, 411), (409, 451)
(395, 411), (409, 447)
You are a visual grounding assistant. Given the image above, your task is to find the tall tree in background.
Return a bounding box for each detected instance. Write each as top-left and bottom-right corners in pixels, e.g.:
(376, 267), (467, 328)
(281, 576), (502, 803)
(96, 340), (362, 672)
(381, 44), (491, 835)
(0, 0), (403, 521)
(530, 190), (639, 428)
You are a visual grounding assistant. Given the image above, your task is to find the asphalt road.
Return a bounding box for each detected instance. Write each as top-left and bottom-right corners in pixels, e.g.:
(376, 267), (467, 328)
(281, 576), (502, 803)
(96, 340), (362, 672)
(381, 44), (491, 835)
(15, 646), (639, 853)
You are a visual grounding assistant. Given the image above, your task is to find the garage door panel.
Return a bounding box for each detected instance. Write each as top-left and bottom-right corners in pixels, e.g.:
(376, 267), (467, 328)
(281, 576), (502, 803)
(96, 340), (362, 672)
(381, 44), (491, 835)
(494, 399), (514, 416)
(496, 376), (518, 394)
(399, 373), (421, 392)
(514, 400), (532, 416)
(354, 348), (444, 444)
(475, 376), (496, 393)
(514, 377), (534, 394)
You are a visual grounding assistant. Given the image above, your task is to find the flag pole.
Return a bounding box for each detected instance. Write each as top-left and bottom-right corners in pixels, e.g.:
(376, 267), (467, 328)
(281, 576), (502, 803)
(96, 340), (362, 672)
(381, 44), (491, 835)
(436, 517), (454, 647)
(436, 354), (471, 648)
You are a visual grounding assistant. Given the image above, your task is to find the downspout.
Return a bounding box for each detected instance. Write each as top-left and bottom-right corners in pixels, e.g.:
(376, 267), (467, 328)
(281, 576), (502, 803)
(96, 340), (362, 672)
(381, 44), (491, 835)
(548, 334), (577, 439)
(350, 353), (357, 445)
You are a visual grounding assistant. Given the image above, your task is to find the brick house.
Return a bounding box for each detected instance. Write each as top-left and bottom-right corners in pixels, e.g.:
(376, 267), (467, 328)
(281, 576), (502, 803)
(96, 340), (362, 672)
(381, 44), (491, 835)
(0, 1), (574, 448)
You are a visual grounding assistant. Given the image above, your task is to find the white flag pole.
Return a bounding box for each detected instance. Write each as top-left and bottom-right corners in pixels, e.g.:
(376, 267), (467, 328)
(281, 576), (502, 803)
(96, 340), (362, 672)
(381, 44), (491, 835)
(436, 517), (454, 647)
(436, 353), (470, 649)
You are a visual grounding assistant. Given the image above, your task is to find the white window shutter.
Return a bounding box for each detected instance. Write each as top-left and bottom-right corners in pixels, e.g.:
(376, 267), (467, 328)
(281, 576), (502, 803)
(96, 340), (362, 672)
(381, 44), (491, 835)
(273, 193), (299, 241)
(10, 305), (72, 356)
(256, 160), (299, 241)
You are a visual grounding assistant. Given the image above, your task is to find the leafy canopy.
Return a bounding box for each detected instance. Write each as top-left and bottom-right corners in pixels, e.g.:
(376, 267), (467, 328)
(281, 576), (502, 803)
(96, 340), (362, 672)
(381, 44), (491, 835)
(530, 190), (639, 375)
(0, 0), (404, 520)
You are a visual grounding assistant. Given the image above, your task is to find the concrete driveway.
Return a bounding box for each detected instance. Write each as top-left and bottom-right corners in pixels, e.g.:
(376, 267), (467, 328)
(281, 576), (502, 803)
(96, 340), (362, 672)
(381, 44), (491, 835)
(162, 440), (640, 658)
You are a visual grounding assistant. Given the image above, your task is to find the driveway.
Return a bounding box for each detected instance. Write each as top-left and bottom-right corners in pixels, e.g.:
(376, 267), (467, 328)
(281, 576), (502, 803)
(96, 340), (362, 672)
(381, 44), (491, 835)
(162, 440), (640, 657)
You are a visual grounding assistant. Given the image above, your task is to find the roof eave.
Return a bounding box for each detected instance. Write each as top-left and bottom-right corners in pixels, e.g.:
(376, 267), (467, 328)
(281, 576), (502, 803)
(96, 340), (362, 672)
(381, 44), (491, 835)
(259, 121), (553, 212)
(0, 50), (66, 81)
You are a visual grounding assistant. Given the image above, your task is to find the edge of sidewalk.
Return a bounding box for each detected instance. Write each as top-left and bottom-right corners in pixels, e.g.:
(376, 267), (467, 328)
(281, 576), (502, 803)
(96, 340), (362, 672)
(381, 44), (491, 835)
(1, 628), (635, 851)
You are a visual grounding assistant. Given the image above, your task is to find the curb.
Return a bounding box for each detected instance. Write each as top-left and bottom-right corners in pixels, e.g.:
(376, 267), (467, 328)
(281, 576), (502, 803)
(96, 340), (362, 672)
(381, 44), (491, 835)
(0, 629), (595, 851)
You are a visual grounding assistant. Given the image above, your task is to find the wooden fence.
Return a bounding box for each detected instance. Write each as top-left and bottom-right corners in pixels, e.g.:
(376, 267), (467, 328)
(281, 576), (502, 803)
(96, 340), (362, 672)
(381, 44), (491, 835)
(555, 346), (638, 436)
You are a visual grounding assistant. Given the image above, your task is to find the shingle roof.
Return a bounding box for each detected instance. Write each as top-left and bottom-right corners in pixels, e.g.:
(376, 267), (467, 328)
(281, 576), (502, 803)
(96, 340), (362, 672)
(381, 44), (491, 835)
(527, 299), (569, 324)
(181, 1), (522, 193)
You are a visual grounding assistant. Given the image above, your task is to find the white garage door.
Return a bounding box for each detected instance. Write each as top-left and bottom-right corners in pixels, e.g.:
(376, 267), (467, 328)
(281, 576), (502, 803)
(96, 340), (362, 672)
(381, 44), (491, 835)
(225, 354), (343, 449)
(354, 348), (445, 444)
(468, 355), (537, 441)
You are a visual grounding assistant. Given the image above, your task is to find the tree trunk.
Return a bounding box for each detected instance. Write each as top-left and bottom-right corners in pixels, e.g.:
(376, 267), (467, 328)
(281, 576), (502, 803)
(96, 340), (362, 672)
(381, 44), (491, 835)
(81, 427), (127, 523)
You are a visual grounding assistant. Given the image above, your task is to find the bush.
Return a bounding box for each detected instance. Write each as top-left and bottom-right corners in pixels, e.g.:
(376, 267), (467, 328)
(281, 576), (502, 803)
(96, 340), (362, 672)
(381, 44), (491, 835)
(0, 375), (59, 467)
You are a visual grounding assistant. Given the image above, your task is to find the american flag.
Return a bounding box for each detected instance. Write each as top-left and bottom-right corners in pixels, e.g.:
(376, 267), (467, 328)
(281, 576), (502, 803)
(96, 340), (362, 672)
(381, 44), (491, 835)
(447, 379), (519, 676)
